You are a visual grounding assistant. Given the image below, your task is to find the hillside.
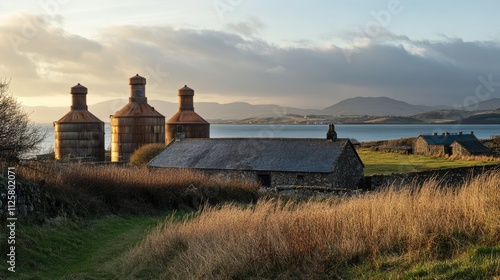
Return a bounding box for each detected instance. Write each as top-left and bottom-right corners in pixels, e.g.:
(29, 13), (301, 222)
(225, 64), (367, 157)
(321, 97), (447, 116)
(460, 112), (500, 124)
(469, 98), (500, 111)
(233, 114), (423, 124)
(25, 100), (320, 124)
(412, 109), (474, 123)
(412, 107), (500, 124)
(24, 96), (500, 124)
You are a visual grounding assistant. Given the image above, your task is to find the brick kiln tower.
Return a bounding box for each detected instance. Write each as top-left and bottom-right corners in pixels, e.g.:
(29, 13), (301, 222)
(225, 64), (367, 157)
(54, 84), (105, 161)
(165, 85), (210, 143)
(110, 74), (165, 162)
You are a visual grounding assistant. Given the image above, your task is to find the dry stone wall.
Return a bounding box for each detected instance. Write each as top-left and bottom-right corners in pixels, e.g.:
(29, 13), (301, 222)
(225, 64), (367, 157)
(0, 175), (65, 221)
(369, 164), (500, 190)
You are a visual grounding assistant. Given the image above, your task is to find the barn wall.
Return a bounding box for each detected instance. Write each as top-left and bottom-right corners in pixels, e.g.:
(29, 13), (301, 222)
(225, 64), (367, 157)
(450, 142), (471, 156)
(173, 167), (363, 190)
(332, 144), (364, 189)
(413, 137), (428, 155)
(413, 137), (447, 156)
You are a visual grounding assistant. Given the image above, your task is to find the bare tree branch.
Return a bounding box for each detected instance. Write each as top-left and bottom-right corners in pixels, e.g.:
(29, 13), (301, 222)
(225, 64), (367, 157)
(0, 79), (46, 161)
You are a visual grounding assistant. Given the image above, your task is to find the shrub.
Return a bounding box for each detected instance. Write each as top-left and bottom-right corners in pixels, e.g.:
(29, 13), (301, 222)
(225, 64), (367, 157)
(129, 143), (166, 166)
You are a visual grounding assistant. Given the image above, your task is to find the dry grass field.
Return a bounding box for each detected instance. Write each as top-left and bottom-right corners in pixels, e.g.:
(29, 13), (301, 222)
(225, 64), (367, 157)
(17, 163), (259, 215)
(123, 171), (500, 279)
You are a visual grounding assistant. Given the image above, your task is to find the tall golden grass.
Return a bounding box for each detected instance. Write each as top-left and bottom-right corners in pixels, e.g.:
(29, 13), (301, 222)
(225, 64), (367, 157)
(17, 163), (258, 215)
(445, 154), (500, 162)
(123, 170), (500, 279)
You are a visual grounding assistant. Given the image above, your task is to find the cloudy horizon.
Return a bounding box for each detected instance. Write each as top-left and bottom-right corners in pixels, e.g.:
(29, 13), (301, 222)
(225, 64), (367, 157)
(1, 1), (500, 110)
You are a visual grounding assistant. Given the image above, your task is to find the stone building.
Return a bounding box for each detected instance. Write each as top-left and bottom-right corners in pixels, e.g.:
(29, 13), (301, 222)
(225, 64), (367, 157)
(414, 132), (490, 156)
(450, 140), (491, 156)
(149, 126), (364, 189)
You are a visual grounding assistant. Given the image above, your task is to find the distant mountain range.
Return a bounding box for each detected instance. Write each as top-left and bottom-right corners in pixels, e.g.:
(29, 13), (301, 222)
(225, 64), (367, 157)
(322, 97), (449, 116)
(23, 96), (500, 124)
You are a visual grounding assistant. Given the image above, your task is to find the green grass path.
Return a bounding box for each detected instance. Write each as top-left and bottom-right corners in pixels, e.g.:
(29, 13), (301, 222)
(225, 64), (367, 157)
(0, 214), (168, 280)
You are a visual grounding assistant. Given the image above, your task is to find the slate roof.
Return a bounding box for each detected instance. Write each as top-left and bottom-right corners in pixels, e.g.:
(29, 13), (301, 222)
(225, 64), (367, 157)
(452, 140), (491, 155)
(419, 134), (478, 146)
(148, 138), (362, 173)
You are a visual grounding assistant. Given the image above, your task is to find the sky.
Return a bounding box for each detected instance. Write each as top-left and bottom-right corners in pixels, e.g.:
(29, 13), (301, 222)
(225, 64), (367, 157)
(1, 0), (500, 109)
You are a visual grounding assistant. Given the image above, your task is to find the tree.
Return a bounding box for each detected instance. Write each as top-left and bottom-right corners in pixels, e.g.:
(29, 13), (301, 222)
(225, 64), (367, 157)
(0, 79), (45, 161)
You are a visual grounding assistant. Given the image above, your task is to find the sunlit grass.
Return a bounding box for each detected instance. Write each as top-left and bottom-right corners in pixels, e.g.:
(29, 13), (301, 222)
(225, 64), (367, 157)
(123, 171), (500, 279)
(358, 150), (498, 175)
(16, 163), (259, 216)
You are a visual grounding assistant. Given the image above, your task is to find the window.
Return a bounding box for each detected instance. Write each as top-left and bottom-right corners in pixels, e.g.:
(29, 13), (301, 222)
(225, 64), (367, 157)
(257, 174), (271, 187)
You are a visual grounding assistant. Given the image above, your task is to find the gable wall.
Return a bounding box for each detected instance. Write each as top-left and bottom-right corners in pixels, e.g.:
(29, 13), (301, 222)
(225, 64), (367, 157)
(450, 142), (471, 156)
(332, 144), (364, 188)
(414, 137), (447, 156)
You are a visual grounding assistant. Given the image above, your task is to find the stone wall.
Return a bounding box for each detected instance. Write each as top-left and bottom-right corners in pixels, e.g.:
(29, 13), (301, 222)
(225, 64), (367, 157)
(0, 175), (64, 221)
(200, 169), (335, 188)
(414, 137), (448, 156)
(369, 164), (500, 190)
(332, 143), (365, 189)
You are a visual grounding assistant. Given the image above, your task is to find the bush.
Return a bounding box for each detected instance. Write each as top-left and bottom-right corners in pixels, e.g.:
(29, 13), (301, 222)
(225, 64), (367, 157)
(130, 143), (166, 166)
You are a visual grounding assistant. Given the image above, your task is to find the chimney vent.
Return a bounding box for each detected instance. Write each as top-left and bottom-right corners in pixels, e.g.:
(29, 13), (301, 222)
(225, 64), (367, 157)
(129, 74), (147, 102)
(326, 124), (337, 141)
(70, 83), (88, 110)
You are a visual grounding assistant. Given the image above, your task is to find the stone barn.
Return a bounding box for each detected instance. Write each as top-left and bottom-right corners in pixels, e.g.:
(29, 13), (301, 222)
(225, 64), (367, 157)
(414, 132), (490, 156)
(450, 140), (491, 156)
(148, 135), (364, 190)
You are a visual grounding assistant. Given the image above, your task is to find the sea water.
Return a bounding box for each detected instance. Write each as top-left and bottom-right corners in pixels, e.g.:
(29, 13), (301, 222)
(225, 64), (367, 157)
(36, 123), (500, 154)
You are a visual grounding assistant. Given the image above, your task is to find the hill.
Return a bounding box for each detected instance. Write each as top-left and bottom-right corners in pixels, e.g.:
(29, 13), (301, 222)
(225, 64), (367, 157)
(469, 98), (500, 111)
(412, 109), (474, 123)
(321, 97), (447, 116)
(460, 111), (500, 124)
(24, 100), (320, 124)
(413, 107), (500, 124)
(24, 96), (500, 124)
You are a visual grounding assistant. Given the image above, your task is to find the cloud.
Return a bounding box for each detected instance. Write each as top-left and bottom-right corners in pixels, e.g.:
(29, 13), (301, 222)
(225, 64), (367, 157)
(225, 17), (265, 37)
(1, 12), (500, 109)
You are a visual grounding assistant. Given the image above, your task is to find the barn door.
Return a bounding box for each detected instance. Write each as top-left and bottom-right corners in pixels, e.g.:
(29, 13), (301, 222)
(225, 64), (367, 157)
(258, 174), (271, 187)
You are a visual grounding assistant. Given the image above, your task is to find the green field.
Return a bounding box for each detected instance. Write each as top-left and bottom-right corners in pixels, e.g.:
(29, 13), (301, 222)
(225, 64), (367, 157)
(358, 150), (499, 176)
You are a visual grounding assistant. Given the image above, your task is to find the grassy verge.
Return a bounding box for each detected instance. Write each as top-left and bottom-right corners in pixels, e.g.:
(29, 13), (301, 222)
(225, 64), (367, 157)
(358, 150), (499, 175)
(0, 213), (176, 279)
(342, 245), (500, 279)
(123, 171), (500, 279)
